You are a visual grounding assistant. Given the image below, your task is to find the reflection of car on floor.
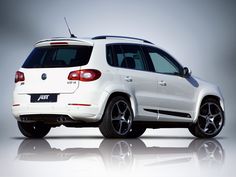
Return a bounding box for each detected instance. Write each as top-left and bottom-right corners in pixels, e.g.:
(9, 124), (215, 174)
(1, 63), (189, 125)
(17, 138), (224, 170)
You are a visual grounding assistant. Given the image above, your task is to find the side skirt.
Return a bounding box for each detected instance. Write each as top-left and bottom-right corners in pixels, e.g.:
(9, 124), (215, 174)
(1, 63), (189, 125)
(133, 121), (192, 129)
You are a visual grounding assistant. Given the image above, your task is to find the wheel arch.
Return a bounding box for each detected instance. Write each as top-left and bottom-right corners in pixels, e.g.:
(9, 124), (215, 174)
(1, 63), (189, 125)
(201, 95), (221, 104)
(194, 94), (224, 123)
(101, 91), (137, 120)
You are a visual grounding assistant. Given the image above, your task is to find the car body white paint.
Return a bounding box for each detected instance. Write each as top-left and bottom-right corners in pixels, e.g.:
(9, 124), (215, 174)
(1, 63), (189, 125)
(12, 37), (225, 126)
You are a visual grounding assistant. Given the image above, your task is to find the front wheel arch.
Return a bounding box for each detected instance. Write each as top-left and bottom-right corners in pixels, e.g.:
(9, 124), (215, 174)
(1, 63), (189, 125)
(189, 97), (224, 138)
(194, 95), (224, 123)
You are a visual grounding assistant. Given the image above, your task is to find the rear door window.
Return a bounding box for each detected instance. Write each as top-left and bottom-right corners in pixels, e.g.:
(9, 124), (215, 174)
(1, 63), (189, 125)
(22, 46), (93, 68)
(107, 44), (148, 71)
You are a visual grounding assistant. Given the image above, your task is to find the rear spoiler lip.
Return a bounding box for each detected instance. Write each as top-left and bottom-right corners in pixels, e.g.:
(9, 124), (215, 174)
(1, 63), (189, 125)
(35, 38), (93, 47)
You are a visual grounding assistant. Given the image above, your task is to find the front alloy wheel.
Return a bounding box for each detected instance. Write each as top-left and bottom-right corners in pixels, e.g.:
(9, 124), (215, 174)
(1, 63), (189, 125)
(189, 98), (224, 138)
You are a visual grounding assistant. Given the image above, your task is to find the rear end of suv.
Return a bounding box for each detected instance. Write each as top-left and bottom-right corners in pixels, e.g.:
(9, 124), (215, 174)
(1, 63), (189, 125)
(12, 36), (225, 138)
(13, 38), (110, 137)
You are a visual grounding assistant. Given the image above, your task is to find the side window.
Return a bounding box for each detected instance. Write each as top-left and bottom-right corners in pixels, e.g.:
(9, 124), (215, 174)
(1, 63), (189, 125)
(113, 45), (124, 67)
(121, 45), (146, 70)
(146, 47), (180, 75)
(108, 44), (147, 71)
(106, 45), (114, 66)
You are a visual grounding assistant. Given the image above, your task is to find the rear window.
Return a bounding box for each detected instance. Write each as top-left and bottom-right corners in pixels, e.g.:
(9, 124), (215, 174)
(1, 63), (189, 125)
(22, 46), (93, 68)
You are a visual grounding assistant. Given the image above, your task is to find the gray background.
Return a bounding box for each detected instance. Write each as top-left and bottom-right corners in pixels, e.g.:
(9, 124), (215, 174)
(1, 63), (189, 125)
(0, 0), (236, 137)
(1, 1), (236, 177)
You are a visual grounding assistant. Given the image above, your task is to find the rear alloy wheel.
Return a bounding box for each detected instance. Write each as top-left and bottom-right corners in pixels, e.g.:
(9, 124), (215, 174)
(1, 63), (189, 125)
(18, 121), (51, 138)
(189, 98), (224, 138)
(127, 127), (146, 138)
(99, 96), (133, 138)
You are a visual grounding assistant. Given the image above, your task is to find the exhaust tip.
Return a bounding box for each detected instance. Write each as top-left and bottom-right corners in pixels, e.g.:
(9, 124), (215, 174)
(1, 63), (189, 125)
(57, 116), (68, 123)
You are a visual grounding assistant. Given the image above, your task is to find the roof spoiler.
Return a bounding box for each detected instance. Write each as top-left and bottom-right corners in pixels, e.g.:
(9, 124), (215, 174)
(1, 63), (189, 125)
(35, 38), (93, 46)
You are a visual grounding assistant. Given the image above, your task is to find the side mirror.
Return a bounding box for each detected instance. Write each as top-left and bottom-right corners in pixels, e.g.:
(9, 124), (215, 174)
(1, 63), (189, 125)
(183, 67), (192, 77)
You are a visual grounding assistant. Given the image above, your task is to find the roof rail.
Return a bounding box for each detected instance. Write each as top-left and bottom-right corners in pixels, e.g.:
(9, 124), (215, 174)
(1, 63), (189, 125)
(92, 35), (154, 44)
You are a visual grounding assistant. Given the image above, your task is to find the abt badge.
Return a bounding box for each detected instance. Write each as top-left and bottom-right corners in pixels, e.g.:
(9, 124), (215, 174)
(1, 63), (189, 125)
(30, 94), (58, 103)
(37, 95), (50, 101)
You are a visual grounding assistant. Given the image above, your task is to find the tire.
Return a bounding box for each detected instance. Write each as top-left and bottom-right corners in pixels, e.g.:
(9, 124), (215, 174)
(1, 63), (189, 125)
(127, 126), (146, 138)
(99, 96), (133, 138)
(18, 121), (51, 138)
(189, 98), (224, 138)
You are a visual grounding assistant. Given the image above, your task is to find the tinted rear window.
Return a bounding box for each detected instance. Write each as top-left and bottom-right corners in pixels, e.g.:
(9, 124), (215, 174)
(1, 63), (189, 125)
(22, 46), (93, 68)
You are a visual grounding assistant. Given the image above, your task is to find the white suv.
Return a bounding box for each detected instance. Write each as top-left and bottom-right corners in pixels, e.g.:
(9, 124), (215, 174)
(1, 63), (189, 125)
(12, 35), (225, 138)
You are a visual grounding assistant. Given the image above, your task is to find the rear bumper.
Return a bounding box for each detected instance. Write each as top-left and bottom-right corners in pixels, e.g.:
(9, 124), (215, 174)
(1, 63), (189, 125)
(12, 103), (101, 122)
(12, 90), (110, 122)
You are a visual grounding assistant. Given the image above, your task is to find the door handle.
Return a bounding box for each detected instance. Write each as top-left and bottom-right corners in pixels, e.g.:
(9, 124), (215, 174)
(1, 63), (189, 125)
(125, 76), (133, 82)
(158, 80), (167, 86)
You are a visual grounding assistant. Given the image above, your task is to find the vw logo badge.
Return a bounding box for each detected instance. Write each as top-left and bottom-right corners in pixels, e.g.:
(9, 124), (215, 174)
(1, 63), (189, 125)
(41, 73), (47, 80)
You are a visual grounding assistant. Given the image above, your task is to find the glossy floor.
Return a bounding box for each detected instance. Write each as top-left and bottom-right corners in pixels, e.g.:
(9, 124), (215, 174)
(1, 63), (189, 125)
(0, 128), (235, 177)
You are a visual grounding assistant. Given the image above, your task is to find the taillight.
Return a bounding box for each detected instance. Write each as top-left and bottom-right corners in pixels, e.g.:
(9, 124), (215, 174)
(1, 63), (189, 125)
(68, 69), (101, 81)
(15, 71), (25, 83)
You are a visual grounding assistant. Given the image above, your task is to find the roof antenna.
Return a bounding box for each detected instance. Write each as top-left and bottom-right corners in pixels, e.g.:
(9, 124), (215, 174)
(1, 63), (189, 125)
(64, 17), (77, 38)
